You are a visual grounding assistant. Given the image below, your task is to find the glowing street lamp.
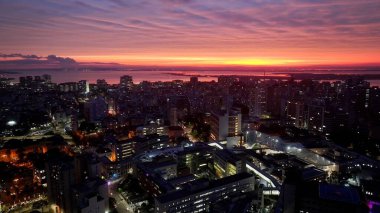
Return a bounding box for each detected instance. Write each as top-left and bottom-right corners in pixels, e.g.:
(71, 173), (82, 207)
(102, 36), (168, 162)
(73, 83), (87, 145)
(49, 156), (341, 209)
(6, 120), (16, 126)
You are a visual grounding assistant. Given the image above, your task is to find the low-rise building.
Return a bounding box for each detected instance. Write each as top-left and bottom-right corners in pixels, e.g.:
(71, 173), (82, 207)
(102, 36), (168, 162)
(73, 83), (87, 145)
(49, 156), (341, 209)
(155, 172), (255, 213)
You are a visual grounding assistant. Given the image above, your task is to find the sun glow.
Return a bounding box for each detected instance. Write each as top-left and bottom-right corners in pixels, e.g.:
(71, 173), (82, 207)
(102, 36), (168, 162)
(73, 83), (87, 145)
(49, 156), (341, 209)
(73, 55), (308, 66)
(221, 58), (305, 66)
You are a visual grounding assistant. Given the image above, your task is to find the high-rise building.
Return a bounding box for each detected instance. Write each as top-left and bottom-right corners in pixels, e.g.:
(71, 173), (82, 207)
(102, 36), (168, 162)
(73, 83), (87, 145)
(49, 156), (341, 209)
(120, 75), (133, 90)
(253, 81), (267, 117)
(46, 158), (76, 213)
(306, 99), (325, 133)
(46, 154), (108, 213)
(369, 87), (380, 120)
(84, 97), (108, 122)
(96, 79), (108, 90)
(286, 100), (306, 128)
(70, 111), (78, 132)
(42, 74), (52, 83)
(110, 139), (136, 161)
(323, 106), (349, 138)
(207, 108), (242, 141)
(167, 96), (190, 125)
(168, 107), (178, 126)
(71, 178), (109, 213)
(78, 80), (89, 94)
(74, 153), (102, 183)
(343, 78), (370, 127)
(58, 82), (79, 92)
(190, 76), (198, 84)
(267, 84), (284, 117)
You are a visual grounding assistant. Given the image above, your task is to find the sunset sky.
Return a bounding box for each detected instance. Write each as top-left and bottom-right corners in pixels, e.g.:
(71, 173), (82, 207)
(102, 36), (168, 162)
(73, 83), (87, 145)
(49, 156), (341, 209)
(1, 0), (380, 67)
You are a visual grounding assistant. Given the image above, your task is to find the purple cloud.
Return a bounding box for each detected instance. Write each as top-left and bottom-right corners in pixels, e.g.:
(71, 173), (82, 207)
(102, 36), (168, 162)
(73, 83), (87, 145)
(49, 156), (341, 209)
(0, 0), (379, 65)
(0, 54), (77, 70)
(0, 53), (42, 59)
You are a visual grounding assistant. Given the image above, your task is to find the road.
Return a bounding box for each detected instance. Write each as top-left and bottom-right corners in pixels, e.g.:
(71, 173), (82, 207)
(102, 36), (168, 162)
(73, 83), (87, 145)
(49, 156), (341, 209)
(108, 177), (133, 213)
(4, 196), (48, 213)
(113, 192), (133, 213)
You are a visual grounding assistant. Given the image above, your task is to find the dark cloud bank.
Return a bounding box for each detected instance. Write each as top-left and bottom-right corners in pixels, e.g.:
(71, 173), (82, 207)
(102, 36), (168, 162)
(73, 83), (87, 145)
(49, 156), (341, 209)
(0, 53), (77, 70)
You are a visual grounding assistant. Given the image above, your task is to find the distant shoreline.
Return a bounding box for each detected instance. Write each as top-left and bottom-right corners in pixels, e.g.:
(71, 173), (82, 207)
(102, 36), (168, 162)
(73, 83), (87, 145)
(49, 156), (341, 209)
(163, 72), (380, 81)
(2, 69), (380, 86)
(0, 70), (19, 74)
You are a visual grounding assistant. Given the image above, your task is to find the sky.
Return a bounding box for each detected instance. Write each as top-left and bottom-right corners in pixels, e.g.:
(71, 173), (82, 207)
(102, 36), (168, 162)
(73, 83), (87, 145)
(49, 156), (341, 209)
(0, 0), (380, 68)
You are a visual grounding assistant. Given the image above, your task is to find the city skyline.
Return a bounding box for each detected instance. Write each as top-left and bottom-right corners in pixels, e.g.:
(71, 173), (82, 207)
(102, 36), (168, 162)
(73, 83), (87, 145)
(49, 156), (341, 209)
(1, 73), (379, 212)
(1, 0), (380, 68)
(1, 1), (380, 213)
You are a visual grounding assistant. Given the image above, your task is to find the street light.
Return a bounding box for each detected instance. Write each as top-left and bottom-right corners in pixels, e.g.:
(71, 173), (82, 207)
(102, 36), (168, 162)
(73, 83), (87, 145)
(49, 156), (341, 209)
(6, 120), (16, 126)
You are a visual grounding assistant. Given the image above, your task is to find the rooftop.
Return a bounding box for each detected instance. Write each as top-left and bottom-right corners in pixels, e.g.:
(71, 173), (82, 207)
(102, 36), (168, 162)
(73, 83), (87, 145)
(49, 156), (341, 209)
(215, 149), (242, 164)
(319, 183), (360, 205)
(156, 172), (254, 203)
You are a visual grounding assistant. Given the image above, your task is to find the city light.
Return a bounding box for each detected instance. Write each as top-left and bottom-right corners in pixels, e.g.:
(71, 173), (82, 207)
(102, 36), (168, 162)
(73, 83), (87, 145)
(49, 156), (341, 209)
(6, 120), (16, 126)
(0, 1), (379, 213)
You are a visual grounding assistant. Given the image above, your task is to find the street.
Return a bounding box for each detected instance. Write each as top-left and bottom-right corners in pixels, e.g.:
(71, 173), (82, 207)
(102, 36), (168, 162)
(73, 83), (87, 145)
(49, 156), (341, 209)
(108, 177), (134, 213)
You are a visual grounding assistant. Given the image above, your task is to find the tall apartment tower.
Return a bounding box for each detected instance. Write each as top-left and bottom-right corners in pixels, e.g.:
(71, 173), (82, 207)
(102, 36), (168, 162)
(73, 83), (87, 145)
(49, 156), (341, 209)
(46, 158), (76, 213)
(46, 154), (108, 213)
(253, 81), (267, 117)
(208, 108), (242, 141)
(120, 75), (133, 90)
(84, 96), (108, 122)
(78, 80), (89, 94)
